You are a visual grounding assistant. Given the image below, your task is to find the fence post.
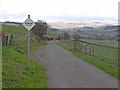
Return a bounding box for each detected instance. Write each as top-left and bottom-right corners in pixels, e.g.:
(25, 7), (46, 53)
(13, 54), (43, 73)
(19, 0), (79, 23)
(116, 48), (118, 66)
(92, 46), (94, 57)
(79, 42), (81, 52)
(5, 35), (8, 45)
(7, 34), (11, 45)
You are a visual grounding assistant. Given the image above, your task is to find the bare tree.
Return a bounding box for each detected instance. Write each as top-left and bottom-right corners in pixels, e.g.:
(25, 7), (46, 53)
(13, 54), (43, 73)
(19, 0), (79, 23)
(63, 32), (70, 41)
(73, 30), (80, 42)
(73, 30), (80, 50)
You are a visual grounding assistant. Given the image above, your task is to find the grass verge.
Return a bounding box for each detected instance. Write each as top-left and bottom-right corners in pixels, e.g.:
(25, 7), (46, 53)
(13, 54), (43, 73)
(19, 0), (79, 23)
(2, 25), (48, 88)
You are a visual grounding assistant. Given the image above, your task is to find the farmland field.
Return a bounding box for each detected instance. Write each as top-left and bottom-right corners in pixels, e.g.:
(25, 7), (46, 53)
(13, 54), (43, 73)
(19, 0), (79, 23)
(47, 32), (58, 38)
(80, 39), (118, 66)
(57, 39), (118, 67)
(81, 39), (118, 48)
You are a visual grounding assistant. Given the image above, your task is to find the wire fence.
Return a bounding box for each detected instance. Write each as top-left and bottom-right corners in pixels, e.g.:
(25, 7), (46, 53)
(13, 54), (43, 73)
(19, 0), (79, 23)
(58, 40), (118, 67)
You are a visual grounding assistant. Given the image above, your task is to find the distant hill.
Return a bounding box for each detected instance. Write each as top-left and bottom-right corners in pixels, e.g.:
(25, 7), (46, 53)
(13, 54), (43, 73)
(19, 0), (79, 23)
(103, 25), (118, 29)
(2, 21), (22, 26)
(70, 25), (118, 32)
(48, 21), (117, 29)
(47, 27), (61, 33)
(2, 21), (118, 32)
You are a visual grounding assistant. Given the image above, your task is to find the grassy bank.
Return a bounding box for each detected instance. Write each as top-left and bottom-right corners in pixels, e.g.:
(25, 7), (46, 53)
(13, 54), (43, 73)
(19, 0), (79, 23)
(56, 41), (118, 79)
(2, 25), (48, 88)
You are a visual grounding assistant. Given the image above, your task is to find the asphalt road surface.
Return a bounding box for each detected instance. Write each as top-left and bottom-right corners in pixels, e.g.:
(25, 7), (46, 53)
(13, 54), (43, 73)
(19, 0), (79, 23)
(32, 41), (118, 88)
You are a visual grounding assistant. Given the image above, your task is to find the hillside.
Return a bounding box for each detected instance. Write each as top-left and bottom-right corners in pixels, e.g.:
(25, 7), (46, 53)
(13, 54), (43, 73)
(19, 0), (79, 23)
(2, 25), (48, 88)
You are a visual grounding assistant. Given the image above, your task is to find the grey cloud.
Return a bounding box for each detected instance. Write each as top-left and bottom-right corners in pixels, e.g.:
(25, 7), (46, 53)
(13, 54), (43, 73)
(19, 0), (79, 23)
(0, 12), (27, 19)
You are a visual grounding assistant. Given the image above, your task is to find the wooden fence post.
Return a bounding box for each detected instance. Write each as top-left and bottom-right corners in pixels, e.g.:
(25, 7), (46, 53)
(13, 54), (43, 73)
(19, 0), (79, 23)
(92, 46), (94, 57)
(115, 48), (118, 66)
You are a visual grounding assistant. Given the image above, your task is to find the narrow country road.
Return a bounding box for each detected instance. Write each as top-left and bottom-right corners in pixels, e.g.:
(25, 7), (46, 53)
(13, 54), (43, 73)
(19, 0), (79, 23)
(32, 41), (118, 88)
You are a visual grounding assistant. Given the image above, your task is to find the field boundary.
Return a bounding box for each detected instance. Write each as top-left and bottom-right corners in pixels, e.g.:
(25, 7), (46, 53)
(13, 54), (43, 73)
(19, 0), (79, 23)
(56, 40), (118, 67)
(80, 40), (118, 49)
(56, 40), (118, 79)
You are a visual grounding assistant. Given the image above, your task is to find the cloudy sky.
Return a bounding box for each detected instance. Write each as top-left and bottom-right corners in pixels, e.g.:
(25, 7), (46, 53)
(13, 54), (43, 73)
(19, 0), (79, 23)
(0, 0), (119, 23)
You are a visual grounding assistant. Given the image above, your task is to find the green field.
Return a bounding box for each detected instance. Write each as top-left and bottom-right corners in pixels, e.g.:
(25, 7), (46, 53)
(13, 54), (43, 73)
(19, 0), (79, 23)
(61, 39), (118, 66)
(47, 32), (58, 38)
(56, 40), (118, 79)
(2, 25), (48, 88)
(80, 40), (118, 66)
(81, 39), (118, 48)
